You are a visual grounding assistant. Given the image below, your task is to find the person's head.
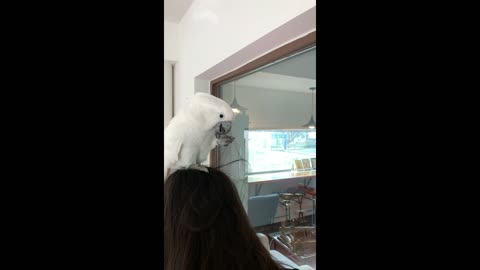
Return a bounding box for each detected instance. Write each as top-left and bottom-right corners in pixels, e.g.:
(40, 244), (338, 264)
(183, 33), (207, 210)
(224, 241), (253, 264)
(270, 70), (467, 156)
(164, 167), (284, 270)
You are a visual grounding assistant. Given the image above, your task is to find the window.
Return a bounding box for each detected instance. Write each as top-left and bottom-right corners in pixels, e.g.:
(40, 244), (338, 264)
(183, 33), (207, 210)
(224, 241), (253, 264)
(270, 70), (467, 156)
(245, 130), (316, 174)
(208, 30), (316, 269)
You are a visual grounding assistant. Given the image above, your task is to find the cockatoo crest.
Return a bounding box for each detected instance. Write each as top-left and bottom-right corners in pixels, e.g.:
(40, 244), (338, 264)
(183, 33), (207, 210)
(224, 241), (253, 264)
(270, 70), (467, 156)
(184, 93), (234, 128)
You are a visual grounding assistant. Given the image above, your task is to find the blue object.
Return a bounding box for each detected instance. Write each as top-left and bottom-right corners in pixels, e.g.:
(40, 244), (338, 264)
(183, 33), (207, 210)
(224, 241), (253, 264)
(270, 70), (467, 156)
(248, 194), (279, 227)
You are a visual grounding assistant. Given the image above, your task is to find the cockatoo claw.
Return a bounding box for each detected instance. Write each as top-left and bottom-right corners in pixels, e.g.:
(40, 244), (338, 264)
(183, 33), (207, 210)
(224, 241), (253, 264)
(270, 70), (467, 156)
(188, 164), (209, 173)
(216, 134), (235, 146)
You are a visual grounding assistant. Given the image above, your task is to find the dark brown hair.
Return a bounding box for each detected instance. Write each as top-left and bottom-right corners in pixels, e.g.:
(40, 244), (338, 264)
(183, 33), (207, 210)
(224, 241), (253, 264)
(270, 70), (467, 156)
(164, 167), (287, 270)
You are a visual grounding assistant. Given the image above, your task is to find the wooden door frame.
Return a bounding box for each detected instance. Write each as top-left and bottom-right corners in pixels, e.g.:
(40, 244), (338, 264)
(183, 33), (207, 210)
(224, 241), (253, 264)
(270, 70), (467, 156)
(209, 31), (316, 167)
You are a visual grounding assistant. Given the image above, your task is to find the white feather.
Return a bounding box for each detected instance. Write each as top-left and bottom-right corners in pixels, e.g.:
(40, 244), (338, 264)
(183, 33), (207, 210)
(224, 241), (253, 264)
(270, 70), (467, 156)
(164, 93), (234, 180)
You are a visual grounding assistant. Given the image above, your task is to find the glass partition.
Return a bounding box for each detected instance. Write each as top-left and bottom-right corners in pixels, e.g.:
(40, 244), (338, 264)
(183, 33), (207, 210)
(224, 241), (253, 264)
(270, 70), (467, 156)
(214, 46), (316, 268)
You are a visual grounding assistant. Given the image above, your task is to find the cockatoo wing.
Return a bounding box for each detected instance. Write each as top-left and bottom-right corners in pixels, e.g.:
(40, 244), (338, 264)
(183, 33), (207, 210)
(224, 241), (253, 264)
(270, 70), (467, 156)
(164, 129), (185, 180)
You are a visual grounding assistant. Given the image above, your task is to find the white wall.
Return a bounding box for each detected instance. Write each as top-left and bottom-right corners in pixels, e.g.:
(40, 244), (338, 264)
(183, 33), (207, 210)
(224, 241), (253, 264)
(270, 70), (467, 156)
(164, 21), (180, 62)
(164, 61), (173, 128)
(173, 0), (316, 114)
(165, 21), (179, 125)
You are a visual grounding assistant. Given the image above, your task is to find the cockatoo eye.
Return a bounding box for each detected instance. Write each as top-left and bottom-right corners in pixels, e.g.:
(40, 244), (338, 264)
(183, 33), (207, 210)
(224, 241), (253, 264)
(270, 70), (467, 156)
(219, 114), (224, 118)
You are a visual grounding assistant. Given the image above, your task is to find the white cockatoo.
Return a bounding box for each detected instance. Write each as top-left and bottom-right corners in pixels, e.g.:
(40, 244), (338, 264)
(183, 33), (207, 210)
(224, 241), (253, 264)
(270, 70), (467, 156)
(164, 92), (235, 180)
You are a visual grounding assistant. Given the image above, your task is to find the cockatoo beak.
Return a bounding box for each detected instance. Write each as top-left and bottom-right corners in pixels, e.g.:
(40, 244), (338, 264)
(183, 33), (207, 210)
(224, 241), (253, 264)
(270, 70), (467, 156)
(215, 121), (232, 135)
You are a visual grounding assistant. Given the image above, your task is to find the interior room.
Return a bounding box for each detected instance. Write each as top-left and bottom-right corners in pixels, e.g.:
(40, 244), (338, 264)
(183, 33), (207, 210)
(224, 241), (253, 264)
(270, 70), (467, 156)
(165, 1), (316, 269)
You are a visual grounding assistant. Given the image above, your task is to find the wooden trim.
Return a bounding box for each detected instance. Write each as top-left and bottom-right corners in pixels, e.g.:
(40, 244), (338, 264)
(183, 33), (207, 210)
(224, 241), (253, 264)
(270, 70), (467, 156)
(211, 31), (316, 89)
(209, 30), (316, 167)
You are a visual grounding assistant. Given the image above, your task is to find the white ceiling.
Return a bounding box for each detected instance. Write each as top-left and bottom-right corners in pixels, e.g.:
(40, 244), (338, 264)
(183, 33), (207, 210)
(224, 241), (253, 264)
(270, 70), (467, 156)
(165, 0), (194, 23)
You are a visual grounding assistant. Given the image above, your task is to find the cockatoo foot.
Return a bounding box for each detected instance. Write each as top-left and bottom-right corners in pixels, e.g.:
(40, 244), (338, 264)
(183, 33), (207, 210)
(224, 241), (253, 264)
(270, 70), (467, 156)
(188, 164), (209, 173)
(216, 134), (235, 146)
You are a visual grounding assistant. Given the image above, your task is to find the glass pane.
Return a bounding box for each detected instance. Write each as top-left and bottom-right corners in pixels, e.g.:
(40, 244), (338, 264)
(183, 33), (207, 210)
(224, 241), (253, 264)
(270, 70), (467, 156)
(245, 130), (316, 174)
(215, 46), (316, 268)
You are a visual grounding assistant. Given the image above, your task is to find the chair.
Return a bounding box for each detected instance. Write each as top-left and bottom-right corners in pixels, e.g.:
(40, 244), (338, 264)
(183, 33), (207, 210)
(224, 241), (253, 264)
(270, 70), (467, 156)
(257, 233), (314, 270)
(248, 194), (279, 227)
(278, 192), (304, 227)
(297, 185), (316, 226)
